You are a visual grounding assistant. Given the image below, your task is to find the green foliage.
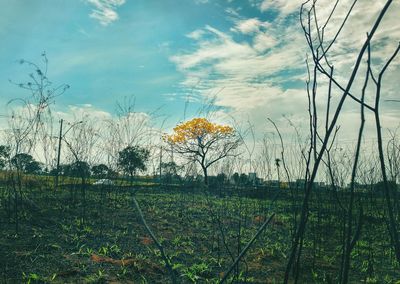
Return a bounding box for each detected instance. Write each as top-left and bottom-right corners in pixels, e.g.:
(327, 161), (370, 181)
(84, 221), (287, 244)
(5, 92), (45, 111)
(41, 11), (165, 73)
(85, 269), (106, 283)
(11, 153), (42, 174)
(22, 272), (42, 283)
(159, 161), (182, 183)
(0, 145), (10, 169)
(65, 161), (91, 178)
(160, 161), (181, 176)
(91, 164), (109, 178)
(118, 146), (149, 177)
(182, 262), (211, 282)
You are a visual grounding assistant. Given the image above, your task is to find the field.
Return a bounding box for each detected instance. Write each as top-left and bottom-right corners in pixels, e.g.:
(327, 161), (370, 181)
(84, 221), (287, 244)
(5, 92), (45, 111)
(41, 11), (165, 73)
(1, 180), (399, 283)
(1, 0), (399, 283)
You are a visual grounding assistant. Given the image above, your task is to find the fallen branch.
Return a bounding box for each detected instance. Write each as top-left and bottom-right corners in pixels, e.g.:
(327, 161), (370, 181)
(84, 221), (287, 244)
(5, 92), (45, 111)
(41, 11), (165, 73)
(132, 194), (179, 284)
(219, 213), (276, 284)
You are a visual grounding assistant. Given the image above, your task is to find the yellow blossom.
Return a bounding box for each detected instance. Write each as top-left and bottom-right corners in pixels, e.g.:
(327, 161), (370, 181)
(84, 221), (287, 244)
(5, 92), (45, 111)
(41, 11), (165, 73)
(163, 118), (234, 144)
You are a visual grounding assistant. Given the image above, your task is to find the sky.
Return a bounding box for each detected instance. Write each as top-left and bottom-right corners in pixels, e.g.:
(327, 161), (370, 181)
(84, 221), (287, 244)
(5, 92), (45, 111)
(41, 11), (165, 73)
(0, 0), (399, 147)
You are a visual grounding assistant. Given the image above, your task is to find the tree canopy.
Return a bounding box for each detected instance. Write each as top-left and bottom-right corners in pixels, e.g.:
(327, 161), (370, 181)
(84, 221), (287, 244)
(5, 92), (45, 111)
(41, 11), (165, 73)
(67, 161), (91, 178)
(0, 145), (10, 169)
(11, 153), (42, 174)
(118, 146), (149, 179)
(91, 164), (110, 178)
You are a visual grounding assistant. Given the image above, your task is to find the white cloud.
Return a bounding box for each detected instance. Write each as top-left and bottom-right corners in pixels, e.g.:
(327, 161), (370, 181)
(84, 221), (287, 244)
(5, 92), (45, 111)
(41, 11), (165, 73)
(171, 27), (255, 71)
(161, 93), (178, 101)
(170, 0), (399, 143)
(56, 104), (112, 121)
(233, 18), (270, 34)
(194, 0), (209, 4)
(86, 0), (126, 26)
(253, 32), (277, 52)
(259, 0), (302, 15)
(186, 29), (206, 40)
(171, 23), (305, 99)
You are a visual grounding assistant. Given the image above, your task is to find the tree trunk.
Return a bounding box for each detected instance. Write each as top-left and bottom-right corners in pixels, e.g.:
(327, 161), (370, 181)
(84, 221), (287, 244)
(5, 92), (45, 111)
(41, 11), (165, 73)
(202, 166), (208, 186)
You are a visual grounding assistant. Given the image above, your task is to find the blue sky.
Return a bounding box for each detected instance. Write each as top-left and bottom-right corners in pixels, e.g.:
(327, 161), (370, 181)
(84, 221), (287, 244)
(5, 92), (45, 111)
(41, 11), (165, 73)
(0, 0), (399, 141)
(1, 1), (204, 112)
(0, 1), (269, 114)
(0, 0), (304, 123)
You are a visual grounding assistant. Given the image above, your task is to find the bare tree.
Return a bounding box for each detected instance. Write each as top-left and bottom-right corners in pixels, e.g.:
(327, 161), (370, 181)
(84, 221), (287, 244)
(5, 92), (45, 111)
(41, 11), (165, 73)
(284, 1), (398, 283)
(5, 53), (68, 234)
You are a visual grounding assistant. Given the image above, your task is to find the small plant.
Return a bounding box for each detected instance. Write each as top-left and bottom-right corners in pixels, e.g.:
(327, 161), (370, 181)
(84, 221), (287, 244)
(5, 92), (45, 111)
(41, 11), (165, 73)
(182, 262), (211, 283)
(22, 272), (42, 284)
(98, 245), (109, 256)
(85, 269), (106, 283)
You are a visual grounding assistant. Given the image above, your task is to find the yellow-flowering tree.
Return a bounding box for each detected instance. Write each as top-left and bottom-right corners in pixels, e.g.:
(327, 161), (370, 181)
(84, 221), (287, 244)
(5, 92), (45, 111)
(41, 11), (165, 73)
(164, 118), (239, 185)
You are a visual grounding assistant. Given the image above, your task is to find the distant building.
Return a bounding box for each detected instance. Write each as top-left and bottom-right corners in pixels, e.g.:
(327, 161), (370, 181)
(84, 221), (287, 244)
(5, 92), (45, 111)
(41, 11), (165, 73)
(229, 175), (236, 185)
(249, 172), (257, 185)
(266, 180), (280, 187)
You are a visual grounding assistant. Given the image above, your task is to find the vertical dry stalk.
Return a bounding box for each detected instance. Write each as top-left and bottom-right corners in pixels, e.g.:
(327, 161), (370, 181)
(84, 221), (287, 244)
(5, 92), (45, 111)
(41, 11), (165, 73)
(284, 1), (396, 282)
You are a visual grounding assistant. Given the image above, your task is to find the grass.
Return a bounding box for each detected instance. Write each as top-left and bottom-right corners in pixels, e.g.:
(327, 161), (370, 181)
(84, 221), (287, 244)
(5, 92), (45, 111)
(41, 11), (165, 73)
(0, 182), (399, 283)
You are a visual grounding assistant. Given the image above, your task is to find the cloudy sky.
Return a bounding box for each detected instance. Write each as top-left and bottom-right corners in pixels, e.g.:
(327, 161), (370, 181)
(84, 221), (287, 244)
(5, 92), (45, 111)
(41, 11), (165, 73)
(0, 0), (399, 144)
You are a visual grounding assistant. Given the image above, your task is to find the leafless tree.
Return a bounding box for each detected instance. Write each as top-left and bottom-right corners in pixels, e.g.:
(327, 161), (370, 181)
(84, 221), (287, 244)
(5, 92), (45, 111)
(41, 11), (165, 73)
(5, 53), (68, 234)
(284, 1), (399, 283)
